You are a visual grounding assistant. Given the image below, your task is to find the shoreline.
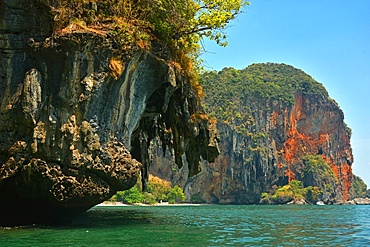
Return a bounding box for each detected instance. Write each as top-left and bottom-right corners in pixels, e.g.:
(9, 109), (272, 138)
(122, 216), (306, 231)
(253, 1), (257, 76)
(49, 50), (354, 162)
(95, 202), (205, 207)
(95, 198), (370, 207)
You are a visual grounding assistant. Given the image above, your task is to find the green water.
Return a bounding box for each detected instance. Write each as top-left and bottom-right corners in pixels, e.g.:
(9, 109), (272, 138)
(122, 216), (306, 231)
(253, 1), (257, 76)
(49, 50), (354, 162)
(0, 205), (369, 246)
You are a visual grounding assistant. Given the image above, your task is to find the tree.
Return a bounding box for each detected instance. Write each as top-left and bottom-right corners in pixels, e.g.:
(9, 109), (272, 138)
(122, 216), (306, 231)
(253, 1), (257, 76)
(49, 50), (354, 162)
(143, 192), (157, 205)
(157, 0), (250, 46)
(42, 0), (249, 59)
(147, 175), (172, 202)
(167, 185), (186, 204)
(118, 186), (144, 204)
(110, 175), (186, 204)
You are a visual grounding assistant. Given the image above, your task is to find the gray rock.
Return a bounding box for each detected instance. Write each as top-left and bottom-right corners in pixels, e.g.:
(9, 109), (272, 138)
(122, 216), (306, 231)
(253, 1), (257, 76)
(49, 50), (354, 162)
(0, 0), (218, 226)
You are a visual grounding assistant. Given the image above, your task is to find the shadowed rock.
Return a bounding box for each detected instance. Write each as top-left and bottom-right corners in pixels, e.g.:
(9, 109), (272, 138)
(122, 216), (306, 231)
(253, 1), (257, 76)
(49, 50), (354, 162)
(0, 0), (218, 226)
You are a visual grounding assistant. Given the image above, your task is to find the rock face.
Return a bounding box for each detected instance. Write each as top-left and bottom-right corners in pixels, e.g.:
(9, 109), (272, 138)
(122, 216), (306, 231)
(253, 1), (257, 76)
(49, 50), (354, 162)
(349, 198), (370, 205)
(0, 0), (218, 226)
(150, 64), (353, 204)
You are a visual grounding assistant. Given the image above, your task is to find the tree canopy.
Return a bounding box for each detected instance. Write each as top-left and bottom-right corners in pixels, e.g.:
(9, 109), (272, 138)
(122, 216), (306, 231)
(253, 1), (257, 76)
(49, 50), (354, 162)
(42, 0), (248, 61)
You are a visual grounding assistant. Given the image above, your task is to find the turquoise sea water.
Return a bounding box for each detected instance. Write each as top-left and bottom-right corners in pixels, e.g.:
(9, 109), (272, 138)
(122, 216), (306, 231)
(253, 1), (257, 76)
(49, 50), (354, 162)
(0, 205), (369, 246)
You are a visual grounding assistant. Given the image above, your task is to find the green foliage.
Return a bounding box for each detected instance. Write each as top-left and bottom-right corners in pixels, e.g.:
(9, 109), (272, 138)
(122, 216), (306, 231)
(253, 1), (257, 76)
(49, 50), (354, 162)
(118, 186), (144, 204)
(304, 186), (323, 204)
(43, 0), (247, 68)
(201, 63), (329, 134)
(260, 180), (323, 204)
(107, 194), (118, 202)
(190, 0), (249, 46)
(132, 0), (249, 48)
(41, 0), (248, 98)
(350, 175), (368, 199)
(143, 192), (158, 205)
(260, 192), (270, 202)
(146, 175), (172, 202)
(301, 155), (338, 202)
(167, 185), (186, 204)
(272, 180), (303, 204)
(110, 175), (186, 205)
(302, 155), (338, 186)
(261, 155), (340, 204)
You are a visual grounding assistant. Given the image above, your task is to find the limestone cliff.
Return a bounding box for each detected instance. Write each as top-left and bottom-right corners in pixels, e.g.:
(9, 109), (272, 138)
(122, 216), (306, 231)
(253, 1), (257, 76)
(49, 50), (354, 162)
(0, 0), (218, 225)
(150, 64), (353, 204)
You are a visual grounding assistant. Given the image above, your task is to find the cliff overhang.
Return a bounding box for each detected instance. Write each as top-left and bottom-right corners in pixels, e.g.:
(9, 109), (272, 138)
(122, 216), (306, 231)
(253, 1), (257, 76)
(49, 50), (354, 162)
(0, 0), (219, 226)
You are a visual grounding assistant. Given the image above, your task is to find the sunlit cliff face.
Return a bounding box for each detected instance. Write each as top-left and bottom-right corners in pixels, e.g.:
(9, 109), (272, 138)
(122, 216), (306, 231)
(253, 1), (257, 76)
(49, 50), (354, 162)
(280, 93), (353, 201)
(151, 91), (353, 204)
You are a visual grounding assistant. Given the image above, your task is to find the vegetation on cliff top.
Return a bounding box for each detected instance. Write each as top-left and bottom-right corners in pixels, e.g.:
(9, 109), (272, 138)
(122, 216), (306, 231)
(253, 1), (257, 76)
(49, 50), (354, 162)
(201, 63), (329, 130)
(40, 0), (248, 75)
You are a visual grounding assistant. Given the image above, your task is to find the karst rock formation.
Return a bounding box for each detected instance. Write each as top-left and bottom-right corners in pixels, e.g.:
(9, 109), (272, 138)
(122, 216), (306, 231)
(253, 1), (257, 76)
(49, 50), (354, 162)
(0, 0), (218, 225)
(151, 65), (353, 204)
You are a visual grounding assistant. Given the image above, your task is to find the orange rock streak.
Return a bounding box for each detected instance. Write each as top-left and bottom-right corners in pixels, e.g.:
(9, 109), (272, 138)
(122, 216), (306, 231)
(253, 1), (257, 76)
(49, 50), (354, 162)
(278, 93), (352, 200)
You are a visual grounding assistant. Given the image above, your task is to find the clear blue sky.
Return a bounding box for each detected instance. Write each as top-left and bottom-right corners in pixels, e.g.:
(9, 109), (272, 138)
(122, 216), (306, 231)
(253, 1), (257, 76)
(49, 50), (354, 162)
(201, 0), (370, 186)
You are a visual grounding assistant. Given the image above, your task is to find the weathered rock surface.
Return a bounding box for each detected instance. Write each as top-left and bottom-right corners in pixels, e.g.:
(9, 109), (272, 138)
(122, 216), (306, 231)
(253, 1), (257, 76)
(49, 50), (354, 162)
(348, 198), (370, 205)
(150, 66), (353, 204)
(0, 0), (218, 226)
